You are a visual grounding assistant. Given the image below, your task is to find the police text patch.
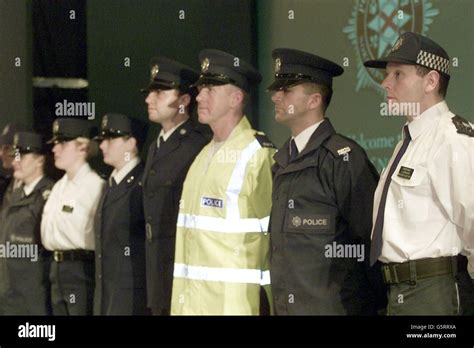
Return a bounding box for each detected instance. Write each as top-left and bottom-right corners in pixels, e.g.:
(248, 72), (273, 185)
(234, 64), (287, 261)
(287, 213), (332, 233)
(397, 166), (414, 180)
(200, 197), (224, 208)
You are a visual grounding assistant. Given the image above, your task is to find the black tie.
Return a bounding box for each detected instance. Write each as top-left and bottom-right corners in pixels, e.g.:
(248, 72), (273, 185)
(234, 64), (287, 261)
(370, 125), (411, 265)
(289, 138), (298, 162)
(109, 177), (117, 188)
(158, 136), (165, 148)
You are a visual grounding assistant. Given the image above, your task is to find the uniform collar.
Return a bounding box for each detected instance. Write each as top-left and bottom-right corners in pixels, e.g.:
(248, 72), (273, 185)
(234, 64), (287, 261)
(274, 118), (336, 168)
(291, 119), (325, 153)
(67, 162), (92, 185)
(217, 115), (252, 143)
(23, 175), (44, 197)
(110, 157), (140, 185)
(158, 118), (188, 145)
(407, 100), (448, 141)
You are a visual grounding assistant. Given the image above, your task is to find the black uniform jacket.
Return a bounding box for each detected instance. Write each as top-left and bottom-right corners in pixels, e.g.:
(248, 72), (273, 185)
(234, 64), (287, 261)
(94, 162), (150, 315)
(270, 118), (387, 315)
(0, 176), (54, 315)
(142, 119), (209, 314)
(0, 174), (11, 209)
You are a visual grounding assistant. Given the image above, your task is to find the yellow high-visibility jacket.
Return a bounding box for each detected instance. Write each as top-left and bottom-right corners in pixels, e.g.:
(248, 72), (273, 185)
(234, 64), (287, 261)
(171, 116), (275, 315)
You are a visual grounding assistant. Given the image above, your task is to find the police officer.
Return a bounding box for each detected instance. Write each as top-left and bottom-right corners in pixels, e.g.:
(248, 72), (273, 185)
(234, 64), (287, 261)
(268, 48), (384, 315)
(0, 123), (29, 208)
(41, 118), (105, 315)
(171, 49), (275, 315)
(142, 57), (209, 315)
(93, 113), (150, 315)
(364, 32), (474, 315)
(0, 131), (54, 315)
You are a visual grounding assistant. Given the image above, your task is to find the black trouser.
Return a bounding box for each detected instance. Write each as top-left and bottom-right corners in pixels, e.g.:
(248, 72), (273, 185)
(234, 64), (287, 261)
(384, 257), (461, 315)
(50, 258), (94, 315)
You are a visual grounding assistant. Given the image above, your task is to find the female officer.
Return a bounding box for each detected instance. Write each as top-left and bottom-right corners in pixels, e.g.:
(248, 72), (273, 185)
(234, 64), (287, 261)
(41, 119), (105, 315)
(0, 131), (54, 315)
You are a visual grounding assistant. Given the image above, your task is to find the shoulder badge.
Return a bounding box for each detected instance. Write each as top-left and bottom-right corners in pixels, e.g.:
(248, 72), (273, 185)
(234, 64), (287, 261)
(254, 132), (277, 149)
(324, 134), (355, 157)
(452, 115), (474, 137)
(337, 146), (351, 156)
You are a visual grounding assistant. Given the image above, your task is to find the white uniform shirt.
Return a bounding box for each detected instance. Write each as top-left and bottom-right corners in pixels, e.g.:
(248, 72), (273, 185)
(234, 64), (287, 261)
(292, 118), (325, 153)
(41, 163), (105, 251)
(157, 119), (187, 148)
(372, 101), (474, 275)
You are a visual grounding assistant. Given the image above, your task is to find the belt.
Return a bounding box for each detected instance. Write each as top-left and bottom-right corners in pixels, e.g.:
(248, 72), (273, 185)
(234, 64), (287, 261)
(381, 256), (457, 284)
(53, 250), (94, 263)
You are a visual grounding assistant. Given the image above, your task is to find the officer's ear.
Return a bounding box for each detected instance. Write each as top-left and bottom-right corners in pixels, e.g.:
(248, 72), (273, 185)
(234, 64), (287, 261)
(307, 92), (322, 111)
(228, 86), (244, 109)
(126, 136), (137, 153)
(35, 154), (46, 168)
(178, 93), (191, 109)
(424, 70), (441, 95)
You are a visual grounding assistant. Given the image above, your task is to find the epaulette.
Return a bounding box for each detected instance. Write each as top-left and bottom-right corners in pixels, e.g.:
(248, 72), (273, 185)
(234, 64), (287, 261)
(324, 134), (353, 157)
(452, 115), (474, 137)
(255, 132), (277, 149)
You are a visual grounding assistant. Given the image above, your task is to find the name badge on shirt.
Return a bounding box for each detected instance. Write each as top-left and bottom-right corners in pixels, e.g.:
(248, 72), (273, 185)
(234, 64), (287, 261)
(62, 205), (74, 213)
(397, 166), (414, 180)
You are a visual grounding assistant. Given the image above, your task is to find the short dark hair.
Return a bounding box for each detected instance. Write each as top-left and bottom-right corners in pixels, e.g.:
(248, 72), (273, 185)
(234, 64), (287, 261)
(415, 65), (449, 98)
(301, 83), (333, 114)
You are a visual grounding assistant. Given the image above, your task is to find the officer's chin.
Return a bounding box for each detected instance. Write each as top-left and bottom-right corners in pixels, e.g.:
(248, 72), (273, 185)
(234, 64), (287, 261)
(13, 170), (23, 180)
(197, 111), (210, 125)
(274, 111), (286, 123)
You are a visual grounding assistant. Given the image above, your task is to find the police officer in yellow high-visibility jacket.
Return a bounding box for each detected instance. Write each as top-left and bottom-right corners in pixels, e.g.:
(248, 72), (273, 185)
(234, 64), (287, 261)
(171, 49), (276, 315)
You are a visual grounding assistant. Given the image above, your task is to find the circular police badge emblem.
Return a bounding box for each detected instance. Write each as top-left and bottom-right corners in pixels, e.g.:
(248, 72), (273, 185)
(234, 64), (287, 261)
(292, 216), (302, 228)
(274, 58), (282, 73)
(344, 0), (439, 94)
(201, 58), (210, 73)
(151, 64), (159, 79)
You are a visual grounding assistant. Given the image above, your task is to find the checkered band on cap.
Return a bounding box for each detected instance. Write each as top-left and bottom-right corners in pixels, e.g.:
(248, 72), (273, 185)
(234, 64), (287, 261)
(416, 50), (450, 76)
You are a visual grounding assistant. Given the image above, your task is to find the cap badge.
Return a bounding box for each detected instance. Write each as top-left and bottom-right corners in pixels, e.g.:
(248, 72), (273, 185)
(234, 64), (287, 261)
(102, 115), (108, 129)
(390, 37), (404, 53)
(53, 120), (59, 134)
(201, 58), (210, 73)
(275, 58), (282, 73)
(151, 64), (159, 79)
